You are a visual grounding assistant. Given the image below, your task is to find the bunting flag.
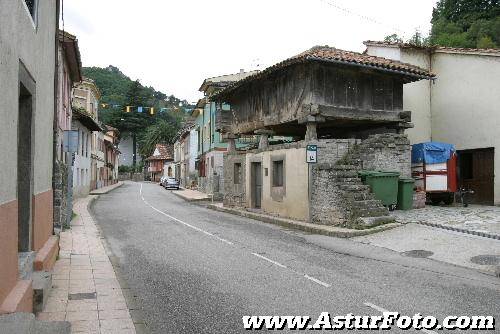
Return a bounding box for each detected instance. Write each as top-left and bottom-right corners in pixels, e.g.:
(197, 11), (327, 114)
(126, 106), (131, 113)
(138, 106), (143, 113)
(150, 107), (155, 115)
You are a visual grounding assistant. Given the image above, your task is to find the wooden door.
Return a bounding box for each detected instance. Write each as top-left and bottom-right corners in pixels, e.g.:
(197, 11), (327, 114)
(458, 148), (494, 205)
(251, 162), (262, 208)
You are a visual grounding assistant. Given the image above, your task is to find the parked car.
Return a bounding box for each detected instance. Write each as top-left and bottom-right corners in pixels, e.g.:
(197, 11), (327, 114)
(159, 176), (167, 186)
(164, 177), (180, 190)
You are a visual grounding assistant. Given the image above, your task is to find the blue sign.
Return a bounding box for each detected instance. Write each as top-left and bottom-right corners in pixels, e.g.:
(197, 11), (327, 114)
(63, 130), (79, 153)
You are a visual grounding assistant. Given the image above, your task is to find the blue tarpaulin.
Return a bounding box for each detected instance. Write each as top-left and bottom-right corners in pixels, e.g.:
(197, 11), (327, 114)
(411, 142), (455, 164)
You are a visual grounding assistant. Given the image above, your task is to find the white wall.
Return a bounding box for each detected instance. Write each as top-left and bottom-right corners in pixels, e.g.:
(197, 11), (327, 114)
(72, 121), (92, 198)
(430, 52), (500, 203)
(0, 0), (57, 203)
(365, 45), (432, 144)
(400, 49), (432, 144)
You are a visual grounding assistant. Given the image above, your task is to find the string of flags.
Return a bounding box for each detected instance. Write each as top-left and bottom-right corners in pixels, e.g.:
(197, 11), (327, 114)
(100, 103), (171, 115)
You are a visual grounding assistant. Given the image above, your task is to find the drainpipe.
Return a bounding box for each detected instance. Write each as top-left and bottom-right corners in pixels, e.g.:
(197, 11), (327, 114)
(52, 0), (61, 235)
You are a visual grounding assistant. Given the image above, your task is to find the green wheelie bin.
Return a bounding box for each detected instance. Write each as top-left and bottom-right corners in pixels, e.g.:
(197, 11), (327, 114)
(397, 178), (415, 210)
(359, 170), (400, 210)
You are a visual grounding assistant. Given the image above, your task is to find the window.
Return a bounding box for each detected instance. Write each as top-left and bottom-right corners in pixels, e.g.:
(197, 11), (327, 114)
(272, 160), (284, 187)
(23, 0), (37, 24)
(234, 163), (241, 184)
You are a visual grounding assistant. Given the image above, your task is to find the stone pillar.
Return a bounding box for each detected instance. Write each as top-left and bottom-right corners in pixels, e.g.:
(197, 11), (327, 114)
(225, 133), (238, 153)
(299, 115), (325, 142)
(254, 129), (274, 150)
(305, 122), (318, 141)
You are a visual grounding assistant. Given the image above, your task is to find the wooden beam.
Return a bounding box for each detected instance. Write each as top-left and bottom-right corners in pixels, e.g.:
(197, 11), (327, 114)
(316, 104), (410, 124)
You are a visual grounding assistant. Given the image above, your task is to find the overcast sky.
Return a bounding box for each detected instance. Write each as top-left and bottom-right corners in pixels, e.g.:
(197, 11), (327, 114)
(62, 0), (437, 102)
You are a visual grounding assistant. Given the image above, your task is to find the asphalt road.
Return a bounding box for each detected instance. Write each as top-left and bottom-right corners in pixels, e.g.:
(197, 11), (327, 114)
(90, 181), (500, 333)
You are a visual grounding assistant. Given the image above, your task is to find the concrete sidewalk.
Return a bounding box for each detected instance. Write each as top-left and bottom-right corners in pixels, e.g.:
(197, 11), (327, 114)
(36, 195), (137, 334)
(171, 188), (211, 202)
(353, 223), (500, 277)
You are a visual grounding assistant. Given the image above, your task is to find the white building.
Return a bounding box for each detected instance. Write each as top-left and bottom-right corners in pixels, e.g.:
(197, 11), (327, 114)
(71, 108), (101, 197)
(365, 41), (500, 205)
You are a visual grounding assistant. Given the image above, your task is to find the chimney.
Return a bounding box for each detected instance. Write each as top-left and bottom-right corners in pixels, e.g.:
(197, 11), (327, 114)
(239, 68), (244, 74)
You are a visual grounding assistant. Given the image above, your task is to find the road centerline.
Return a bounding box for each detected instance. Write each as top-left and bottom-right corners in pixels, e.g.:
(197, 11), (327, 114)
(251, 252), (287, 268)
(303, 274), (331, 288)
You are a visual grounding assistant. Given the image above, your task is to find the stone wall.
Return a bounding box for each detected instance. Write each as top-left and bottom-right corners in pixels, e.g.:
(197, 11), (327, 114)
(53, 160), (68, 229)
(223, 153), (247, 207)
(310, 139), (358, 225)
(349, 133), (411, 177)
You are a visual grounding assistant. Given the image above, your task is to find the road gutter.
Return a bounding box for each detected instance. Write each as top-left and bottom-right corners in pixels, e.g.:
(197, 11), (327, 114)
(206, 204), (399, 238)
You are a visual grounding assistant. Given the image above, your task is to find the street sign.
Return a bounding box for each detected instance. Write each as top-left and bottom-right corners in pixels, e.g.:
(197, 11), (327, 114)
(63, 130), (79, 153)
(306, 144), (317, 163)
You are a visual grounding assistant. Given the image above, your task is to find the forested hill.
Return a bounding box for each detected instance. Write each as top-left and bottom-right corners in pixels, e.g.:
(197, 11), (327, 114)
(82, 65), (192, 111)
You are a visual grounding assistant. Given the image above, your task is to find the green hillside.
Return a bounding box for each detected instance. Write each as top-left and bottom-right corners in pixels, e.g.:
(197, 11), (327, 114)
(82, 65), (192, 112)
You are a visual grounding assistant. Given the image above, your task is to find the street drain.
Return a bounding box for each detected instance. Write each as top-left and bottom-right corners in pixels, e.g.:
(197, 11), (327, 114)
(470, 255), (500, 266)
(68, 292), (96, 300)
(401, 250), (434, 258)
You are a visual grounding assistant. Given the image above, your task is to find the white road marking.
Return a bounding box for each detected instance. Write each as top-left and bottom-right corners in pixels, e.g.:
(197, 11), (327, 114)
(140, 184), (232, 245)
(364, 302), (438, 334)
(303, 274), (331, 288)
(251, 252), (287, 268)
(140, 183), (334, 289)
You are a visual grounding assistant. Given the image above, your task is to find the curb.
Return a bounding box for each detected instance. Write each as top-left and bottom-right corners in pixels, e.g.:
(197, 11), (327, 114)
(89, 181), (124, 195)
(171, 190), (210, 202)
(207, 204), (399, 238)
(410, 221), (500, 240)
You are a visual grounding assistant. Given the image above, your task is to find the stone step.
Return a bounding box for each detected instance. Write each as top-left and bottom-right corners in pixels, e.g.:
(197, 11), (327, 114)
(344, 192), (375, 201)
(333, 177), (361, 183)
(333, 164), (359, 171)
(350, 200), (384, 209)
(355, 216), (395, 227)
(339, 184), (370, 192)
(332, 171), (359, 178)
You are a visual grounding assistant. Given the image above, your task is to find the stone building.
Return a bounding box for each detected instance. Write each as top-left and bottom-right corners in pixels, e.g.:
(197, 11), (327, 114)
(364, 41), (500, 205)
(0, 0), (59, 314)
(211, 46), (433, 227)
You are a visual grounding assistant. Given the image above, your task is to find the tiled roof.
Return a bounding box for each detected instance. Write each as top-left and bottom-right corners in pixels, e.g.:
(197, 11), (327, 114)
(146, 143), (173, 161)
(211, 45), (434, 100)
(199, 70), (260, 92)
(363, 40), (500, 55)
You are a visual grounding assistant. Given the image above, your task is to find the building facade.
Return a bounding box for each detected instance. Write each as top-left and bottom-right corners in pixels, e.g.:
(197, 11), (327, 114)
(365, 41), (500, 205)
(194, 70), (259, 198)
(0, 0), (59, 314)
(173, 123), (198, 188)
(53, 30), (82, 228)
(146, 143), (174, 182)
(103, 126), (120, 185)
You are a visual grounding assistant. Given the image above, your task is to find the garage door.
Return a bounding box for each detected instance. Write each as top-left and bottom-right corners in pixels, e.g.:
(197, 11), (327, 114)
(458, 148), (494, 205)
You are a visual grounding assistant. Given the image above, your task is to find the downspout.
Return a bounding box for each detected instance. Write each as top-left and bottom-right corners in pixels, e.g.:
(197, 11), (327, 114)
(52, 0), (60, 235)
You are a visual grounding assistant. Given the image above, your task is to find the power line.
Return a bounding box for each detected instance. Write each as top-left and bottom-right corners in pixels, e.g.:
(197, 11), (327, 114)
(318, 0), (413, 38)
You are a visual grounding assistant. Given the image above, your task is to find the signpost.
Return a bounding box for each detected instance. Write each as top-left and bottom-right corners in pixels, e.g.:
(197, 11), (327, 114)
(306, 144), (317, 164)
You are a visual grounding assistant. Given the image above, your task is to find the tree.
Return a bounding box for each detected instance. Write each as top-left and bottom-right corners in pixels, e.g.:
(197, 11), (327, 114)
(138, 119), (179, 157)
(430, 0), (500, 48)
(407, 30), (429, 47)
(384, 34), (403, 43)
